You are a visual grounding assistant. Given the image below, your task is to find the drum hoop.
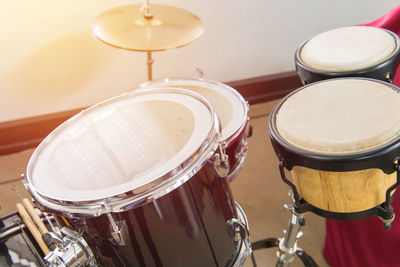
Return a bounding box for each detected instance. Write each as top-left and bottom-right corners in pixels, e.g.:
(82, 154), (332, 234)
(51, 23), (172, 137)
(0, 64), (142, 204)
(295, 28), (400, 75)
(268, 77), (400, 174)
(230, 202), (251, 267)
(26, 88), (221, 216)
(138, 77), (249, 145)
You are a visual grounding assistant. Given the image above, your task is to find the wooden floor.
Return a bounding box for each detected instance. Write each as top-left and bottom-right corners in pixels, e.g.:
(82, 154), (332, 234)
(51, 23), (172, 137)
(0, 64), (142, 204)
(0, 100), (329, 267)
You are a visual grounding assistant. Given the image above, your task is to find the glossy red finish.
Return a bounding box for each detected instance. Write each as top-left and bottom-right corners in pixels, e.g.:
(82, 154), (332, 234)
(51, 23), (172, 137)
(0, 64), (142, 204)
(225, 120), (249, 181)
(69, 160), (240, 267)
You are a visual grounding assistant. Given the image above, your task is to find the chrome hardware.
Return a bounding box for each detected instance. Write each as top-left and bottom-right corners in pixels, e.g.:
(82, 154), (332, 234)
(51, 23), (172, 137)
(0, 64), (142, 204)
(45, 227), (96, 267)
(276, 208), (306, 267)
(231, 203), (252, 267)
(107, 213), (128, 246)
(43, 231), (64, 250)
(211, 143), (230, 177)
(235, 139), (248, 161)
(227, 218), (249, 242)
(227, 216), (252, 267)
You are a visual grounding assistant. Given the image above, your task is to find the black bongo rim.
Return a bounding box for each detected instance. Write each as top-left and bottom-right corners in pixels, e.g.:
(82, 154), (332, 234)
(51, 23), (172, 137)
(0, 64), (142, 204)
(268, 77), (400, 174)
(294, 28), (400, 81)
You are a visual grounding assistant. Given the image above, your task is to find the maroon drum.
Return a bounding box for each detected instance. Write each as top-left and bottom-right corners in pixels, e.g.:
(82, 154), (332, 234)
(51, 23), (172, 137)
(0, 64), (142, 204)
(139, 78), (250, 182)
(24, 88), (251, 266)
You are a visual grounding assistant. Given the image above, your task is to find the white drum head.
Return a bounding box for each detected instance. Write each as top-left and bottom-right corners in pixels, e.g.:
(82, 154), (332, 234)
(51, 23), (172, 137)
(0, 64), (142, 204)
(276, 79), (400, 154)
(300, 26), (397, 71)
(139, 78), (248, 141)
(27, 89), (214, 202)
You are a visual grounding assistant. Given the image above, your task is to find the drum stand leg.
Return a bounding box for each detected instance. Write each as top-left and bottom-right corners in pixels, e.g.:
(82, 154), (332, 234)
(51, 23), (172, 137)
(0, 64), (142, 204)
(250, 205), (318, 267)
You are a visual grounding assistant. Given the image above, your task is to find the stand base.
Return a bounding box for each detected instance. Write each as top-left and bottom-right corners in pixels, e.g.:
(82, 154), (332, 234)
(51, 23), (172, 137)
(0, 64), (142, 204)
(251, 238), (318, 267)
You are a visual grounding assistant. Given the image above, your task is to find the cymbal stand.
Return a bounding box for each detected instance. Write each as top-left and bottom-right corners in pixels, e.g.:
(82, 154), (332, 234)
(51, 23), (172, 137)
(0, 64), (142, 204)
(141, 0), (154, 81)
(250, 197), (318, 267)
(147, 51), (154, 81)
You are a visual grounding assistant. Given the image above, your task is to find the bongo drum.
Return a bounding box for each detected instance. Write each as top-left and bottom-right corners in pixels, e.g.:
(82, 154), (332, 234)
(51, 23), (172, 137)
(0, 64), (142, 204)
(139, 78), (250, 182)
(269, 78), (400, 223)
(24, 88), (251, 266)
(295, 26), (400, 85)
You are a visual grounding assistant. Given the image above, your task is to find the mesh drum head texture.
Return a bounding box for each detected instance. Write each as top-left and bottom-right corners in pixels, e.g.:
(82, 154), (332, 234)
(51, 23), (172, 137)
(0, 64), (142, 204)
(27, 90), (214, 202)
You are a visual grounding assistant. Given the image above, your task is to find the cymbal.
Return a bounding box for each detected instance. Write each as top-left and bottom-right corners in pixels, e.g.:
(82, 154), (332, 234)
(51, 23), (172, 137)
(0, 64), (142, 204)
(93, 4), (204, 52)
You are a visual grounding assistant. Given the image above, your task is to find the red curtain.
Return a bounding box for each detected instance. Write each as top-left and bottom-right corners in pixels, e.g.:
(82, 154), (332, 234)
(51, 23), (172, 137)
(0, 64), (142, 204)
(323, 5), (400, 267)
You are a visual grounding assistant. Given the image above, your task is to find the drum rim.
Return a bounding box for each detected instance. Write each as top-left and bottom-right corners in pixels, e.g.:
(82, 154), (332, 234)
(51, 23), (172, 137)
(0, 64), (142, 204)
(138, 77), (249, 146)
(295, 27), (400, 75)
(26, 88), (222, 216)
(268, 77), (400, 173)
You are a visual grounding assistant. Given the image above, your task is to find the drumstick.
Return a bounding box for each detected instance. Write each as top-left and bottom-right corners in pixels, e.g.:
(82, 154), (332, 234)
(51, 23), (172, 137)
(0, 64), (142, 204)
(16, 203), (51, 255)
(22, 198), (48, 235)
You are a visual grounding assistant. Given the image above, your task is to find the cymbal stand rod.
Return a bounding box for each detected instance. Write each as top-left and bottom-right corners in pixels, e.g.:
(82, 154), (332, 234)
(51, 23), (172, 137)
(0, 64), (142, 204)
(147, 51), (154, 81)
(141, 0), (153, 19)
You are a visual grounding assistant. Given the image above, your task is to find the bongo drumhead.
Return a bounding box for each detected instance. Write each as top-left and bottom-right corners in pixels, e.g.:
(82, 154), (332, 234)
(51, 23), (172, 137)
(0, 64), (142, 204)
(27, 89), (216, 202)
(139, 78), (248, 141)
(276, 78), (400, 154)
(300, 26), (397, 71)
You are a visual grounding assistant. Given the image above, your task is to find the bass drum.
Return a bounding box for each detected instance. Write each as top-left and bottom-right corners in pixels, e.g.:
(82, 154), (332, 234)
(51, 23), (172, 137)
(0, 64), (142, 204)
(25, 88), (251, 266)
(139, 78), (250, 182)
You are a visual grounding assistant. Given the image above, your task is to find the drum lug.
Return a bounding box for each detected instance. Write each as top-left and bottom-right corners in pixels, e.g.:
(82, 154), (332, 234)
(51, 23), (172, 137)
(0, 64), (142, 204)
(386, 72), (393, 83)
(211, 143), (230, 177)
(235, 139), (248, 161)
(107, 213), (128, 246)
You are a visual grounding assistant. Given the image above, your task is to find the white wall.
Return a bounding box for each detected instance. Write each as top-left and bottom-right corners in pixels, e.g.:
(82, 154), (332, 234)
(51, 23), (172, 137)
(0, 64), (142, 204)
(1, 0), (399, 122)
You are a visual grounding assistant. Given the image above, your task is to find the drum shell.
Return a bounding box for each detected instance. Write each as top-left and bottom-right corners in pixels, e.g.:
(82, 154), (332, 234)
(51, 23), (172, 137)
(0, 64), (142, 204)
(291, 166), (396, 213)
(225, 120), (249, 182)
(294, 29), (400, 85)
(68, 160), (239, 267)
(138, 78), (250, 182)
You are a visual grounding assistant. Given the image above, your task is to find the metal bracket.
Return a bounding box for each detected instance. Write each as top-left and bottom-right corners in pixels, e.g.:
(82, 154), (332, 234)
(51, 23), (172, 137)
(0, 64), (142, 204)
(235, 139), (248, 161)
(378, 163), (400, 229)
(212, 143), (230, 177)
(44, 227), (97, 267)
(107, 213), (128, 246)
(227, 218), (249, 242)
(226, 217), (252, 263)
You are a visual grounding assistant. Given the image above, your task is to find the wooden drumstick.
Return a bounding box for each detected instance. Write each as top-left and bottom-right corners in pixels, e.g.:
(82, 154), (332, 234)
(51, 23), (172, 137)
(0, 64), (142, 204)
(22, 198), (48, 235)
(16, 203), (51, 255)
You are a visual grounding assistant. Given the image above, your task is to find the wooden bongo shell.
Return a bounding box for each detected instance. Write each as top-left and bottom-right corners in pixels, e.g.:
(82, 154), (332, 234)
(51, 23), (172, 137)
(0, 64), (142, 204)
(268, 78), (400, 213)
(291, 166), (396, 213)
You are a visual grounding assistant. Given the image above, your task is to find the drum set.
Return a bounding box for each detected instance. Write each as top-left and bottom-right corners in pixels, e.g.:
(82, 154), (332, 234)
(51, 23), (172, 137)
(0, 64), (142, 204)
(2, 1), (400, 266)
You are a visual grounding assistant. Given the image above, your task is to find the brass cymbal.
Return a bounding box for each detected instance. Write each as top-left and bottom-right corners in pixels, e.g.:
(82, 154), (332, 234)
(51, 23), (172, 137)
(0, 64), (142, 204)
(93, 4), (204, 52)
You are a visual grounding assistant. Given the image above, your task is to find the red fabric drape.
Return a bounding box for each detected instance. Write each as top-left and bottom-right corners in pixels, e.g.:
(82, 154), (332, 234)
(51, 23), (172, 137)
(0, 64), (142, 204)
(323, 5), (400, 267)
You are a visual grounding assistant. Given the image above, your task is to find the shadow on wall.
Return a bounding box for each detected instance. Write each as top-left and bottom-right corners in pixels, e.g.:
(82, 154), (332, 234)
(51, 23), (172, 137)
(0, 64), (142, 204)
(4, 29), (113, 99)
